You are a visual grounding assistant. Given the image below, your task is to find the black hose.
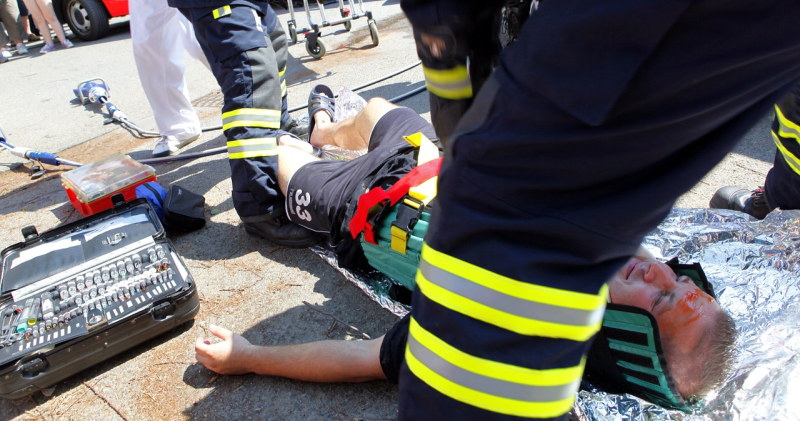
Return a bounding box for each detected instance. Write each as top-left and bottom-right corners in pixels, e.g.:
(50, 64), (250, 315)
(199, 62), (423, 132)
(134, 62), (427, 165)
(137, 146), (227, 165)
(143, 84), (427, 165)
(387, 85), (426, 104)
(348, 61), (421, 93)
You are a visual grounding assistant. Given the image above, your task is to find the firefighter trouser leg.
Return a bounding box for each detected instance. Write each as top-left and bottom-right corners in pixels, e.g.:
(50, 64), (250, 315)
(408, 1), (504, 146)
(765, 83), (800, 210)
(397, 0), (800, 418)
(259, 6), (294, 130)
(180, 4), (285, 218)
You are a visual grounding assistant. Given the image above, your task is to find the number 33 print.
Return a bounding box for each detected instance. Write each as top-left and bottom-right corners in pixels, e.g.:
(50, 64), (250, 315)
(294, 189), (312, 221)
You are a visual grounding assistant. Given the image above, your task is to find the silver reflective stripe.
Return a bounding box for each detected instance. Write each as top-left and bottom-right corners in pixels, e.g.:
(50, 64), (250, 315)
(228, 142), (277, 155)
(222, 113), (281, 128)
(419, 259), (604, 327)
(407, 331), (581, 402)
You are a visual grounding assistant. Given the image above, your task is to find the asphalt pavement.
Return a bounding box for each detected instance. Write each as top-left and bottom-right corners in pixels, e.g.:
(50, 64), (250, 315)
(0, 1), (778, 420)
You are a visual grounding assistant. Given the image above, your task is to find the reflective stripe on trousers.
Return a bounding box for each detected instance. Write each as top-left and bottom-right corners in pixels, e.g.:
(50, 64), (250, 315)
(405, 243), (607, 418)
(423, 65), (473, 100)
(227, 137), (278, 159)
(773, 104), (800, 176)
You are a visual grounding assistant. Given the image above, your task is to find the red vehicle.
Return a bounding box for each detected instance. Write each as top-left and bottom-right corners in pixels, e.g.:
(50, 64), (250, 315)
(54, 0), (128, 41)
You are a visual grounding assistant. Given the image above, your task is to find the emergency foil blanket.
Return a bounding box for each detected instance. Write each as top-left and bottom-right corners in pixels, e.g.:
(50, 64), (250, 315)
(312, 208), (800, 420)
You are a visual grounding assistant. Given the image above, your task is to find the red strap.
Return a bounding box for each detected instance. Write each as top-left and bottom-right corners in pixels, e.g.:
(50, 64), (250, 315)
(349, 157), (442, 242)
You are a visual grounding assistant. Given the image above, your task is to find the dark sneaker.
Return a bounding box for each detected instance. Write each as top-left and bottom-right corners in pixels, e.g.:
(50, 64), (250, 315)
(709, 186), (772, 219)
(241, 211), (323, 248)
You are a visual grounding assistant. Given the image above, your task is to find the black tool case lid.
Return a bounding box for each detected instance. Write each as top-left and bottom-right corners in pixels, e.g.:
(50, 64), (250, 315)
(0, 198), (164, 296)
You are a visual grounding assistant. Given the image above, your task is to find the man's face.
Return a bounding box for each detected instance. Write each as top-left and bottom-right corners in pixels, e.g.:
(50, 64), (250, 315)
(607, 258), (720, 358)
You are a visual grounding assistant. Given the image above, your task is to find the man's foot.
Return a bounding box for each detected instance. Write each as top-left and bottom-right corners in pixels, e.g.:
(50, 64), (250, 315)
(709, 186), (772, 219)
(28, 33), (41, 42)
(307, 84), (335, 139)
(241, 211), (323, 248)
(0, 48), (11, 59)
(15, 43), (28, 55)
(152, 133), (201, 157)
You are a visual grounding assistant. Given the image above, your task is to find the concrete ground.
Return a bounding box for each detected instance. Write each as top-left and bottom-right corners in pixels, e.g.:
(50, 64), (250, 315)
(0, 1), (776, 420)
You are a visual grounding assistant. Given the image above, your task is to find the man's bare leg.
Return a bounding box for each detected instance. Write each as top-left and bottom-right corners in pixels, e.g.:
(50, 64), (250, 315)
(309, 97), (399, 150)
(278, 97), (401, 195)
(277, 139), (320, 195)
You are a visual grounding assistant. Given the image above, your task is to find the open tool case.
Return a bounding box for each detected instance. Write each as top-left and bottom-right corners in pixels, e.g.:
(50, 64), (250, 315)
(0, 198), (199, 399)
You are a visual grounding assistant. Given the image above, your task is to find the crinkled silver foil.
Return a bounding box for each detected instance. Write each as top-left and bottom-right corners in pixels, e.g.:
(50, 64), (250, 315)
(575, 208), (800, 420)
(310, 245), (411, 318)
(314, 208), (800, 420)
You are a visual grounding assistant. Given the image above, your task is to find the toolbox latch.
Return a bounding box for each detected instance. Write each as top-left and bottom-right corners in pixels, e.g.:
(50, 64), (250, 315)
(19, 357), (47, 378)
(21, 226), (39, 241)
(111, 193), (126, 208)
(152, 301), (176, 320)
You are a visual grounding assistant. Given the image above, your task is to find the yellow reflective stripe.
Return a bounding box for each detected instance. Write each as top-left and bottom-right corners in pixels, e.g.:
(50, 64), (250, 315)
(221, 108), (281, 131)
(775, 105), (800, 141)
(772, 105), (800, 176)
(279, 67), (287, 98)
(772, 132), (800, 176)
(213, 5), (231, 19)
(391, 225), (409, 255)
(422, 243), (607, 311)
(227, 137), (278, 159)
(423, 65), (472, 99)
(417, 243), (607, 341)
(406, 317), (581, 418)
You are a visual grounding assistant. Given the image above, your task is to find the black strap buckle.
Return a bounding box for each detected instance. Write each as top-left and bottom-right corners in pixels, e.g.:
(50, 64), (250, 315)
(392, 196), (425, 234)
(366, 199), (391, 228)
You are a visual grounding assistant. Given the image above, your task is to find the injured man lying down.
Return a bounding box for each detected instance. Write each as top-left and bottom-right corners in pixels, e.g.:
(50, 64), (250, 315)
(192, 86), (748, 415)
(195, 254), (735, 413)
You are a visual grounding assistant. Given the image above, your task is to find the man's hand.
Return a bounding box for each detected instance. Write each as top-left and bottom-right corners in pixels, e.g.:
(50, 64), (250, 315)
(195, 324), (254, 375)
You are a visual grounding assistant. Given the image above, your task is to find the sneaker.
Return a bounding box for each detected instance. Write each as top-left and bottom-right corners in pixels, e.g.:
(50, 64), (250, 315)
(15, 43), (28, 55)
(151, 133), (201, 157)
(28, 33), (42, 42)
(709, 186), (773, 219)
(241, 211), (324, 248)
(61, 39), (74, 48)
(40, 44), (56, 54)
(0, 49), (11, 59)
(0, 55), (7, 64)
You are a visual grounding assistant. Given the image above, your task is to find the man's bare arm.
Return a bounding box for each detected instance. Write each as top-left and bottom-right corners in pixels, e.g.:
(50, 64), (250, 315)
(195, 324), (387, 383)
